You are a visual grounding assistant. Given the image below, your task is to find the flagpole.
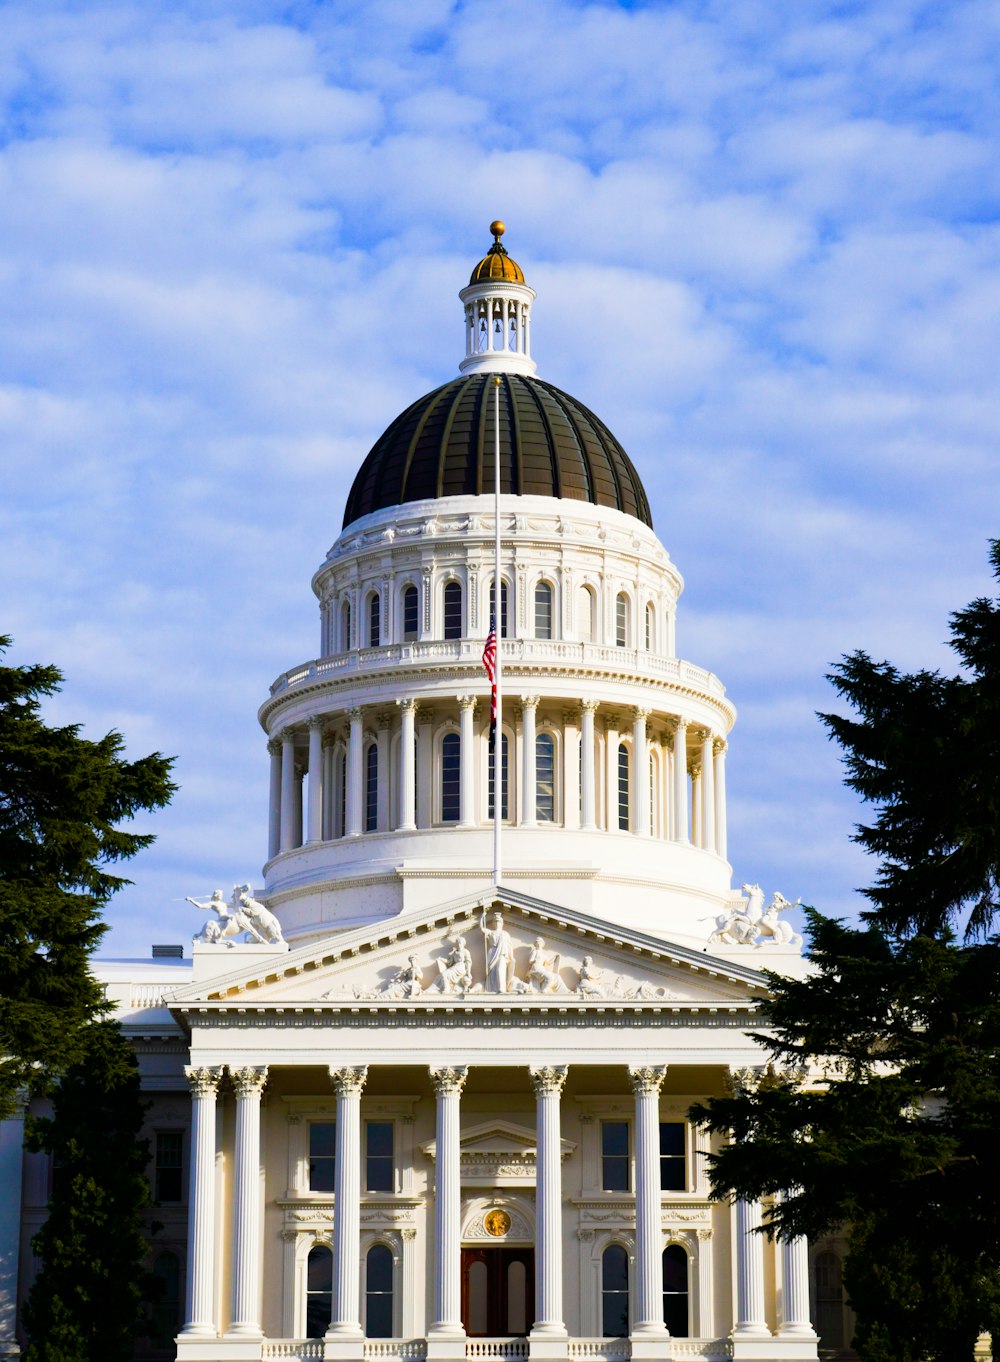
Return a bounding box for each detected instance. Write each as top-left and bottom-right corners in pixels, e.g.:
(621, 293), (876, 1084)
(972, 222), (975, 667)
(493, 375), (502, 893)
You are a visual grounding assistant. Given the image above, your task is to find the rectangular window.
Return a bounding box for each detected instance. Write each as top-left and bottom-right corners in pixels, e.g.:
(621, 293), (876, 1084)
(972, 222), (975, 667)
(659, 1121), (686, 1191)
(366, 1121), (394, 1192)
(602, 1120), (630, 1192)
(441, 733), (461, 823)
(487, 732), (509, 821)
(154, 1131), (183, 1203)
(309, 1122), (336, 1193)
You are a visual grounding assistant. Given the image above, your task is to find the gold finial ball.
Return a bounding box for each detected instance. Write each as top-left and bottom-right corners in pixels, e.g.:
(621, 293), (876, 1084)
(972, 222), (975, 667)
(490, 220), (506, 240)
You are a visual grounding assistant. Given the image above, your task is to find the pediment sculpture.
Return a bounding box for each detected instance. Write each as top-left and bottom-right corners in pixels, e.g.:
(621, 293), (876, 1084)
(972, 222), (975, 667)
(188, 883), (285, 947)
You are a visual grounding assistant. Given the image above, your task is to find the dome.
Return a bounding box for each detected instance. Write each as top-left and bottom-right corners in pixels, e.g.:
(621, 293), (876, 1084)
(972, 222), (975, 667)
(468, 219), (526, 284)
(342, 373), (653, 529)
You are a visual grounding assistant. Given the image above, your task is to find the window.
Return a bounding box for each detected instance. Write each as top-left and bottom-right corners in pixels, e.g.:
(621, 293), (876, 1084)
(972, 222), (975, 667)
(365, 742), (378, 833)
(814, 1251), (845, 1349)
(309, 1122), (336, 1192)
(645, 602), (654, 652)
(341, 600), (352, 651)
(579, 586), (595, 643)
(443, 581), (463, 640)
(662, 1245), (689, 1336)
(402, 585), (419, 641)
(489, 579), (510, 638)
(154, 1132), (183, 1203)
(441, 732), (461, 823)
(602, 1245), (629, 1337)
(659, 1122), (686, 1191)
(306, 1245), (333, 1338)
(487, 732), (509, 821)
(536, 733), (555, 822)
(616, 593), (629, 648)
(151, 1251), (181, 1346)
(534, 581), (553, 639)
(618, 743), (630, 831)
(602, 1120), (630, 1192)
(366, 1244), (394, 1337)
(366, 1121), (394, 1192)
(368, 593), (381, 647)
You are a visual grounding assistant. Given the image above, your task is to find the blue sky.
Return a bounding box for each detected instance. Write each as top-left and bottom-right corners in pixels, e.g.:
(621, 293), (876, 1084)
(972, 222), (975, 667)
(2, 0), (999, 957)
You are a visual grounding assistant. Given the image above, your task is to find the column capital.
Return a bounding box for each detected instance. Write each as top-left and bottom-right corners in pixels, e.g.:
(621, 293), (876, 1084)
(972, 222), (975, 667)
(580, 698), (599, 714)
(632, 706), (652, 722)
(430, 1065), (469, 1096)
(397, 697), (417, 714)
(714, 737), (728, 756)
(415, 706), (434, 725)
(530, 1065), (569, 1096)
(307, 714), (325, 731)
(628, 1064), (668, 1096)
(520, 693), (540, 711)
(185, 1065), (224, 1098)
(279, 726), (296, 745)
(329, 1065), (368, 1096)
(561, 709), (579, 726)
(672, 716), (689, 733)
(322, 730), (338, 749)
(456, 694), (477, 712)
(347, 706), (363, 723)
(604, 712), (621, 731)
(267, 737), (281, 756)
(230, 1065), (268, 1098)
(376, 711), (393, 730)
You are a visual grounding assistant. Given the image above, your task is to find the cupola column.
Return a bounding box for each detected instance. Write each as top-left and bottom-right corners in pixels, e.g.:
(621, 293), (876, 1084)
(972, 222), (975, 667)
(701, 730), (717, 854)
(279, 729), (296, 853)
(346, 707), (363, 837)
(306, 717), (324, 844)
(521, 695), (539, 827)
(714, 739), (729, 861)
(629, 1065), (669, 1341)
(328, 1066), (368, 1342)
(580, 701), (598, 830)
(267, 739), (281, 860)
(605, 714), (621, 830)
(672, 720), (689, 844)
(458, 696), (476, 827)
(397, 698), (416, 830)
(633, 707), (651, 836)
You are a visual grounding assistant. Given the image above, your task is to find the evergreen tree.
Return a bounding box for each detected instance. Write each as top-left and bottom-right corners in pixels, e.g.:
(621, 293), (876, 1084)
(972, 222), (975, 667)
(0, 635), (175, 1117)
(691, 541), (1000, 1362)
(23, 1020), (156, 1362)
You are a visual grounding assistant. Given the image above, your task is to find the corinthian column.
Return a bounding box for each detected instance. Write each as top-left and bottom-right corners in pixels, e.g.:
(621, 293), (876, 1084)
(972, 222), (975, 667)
(307, 717), (324, 844)
(397, 697), (416, 830)
(734, 1197), (770, 1336)
(279, 729), (296, 852)
(778, 1191), (816, 1338)
(672, 720), (689, 844)
(701, 730), (716, 854)
(182, 1066), (224, 1336)
(629, 1065), (669, 1339)
(458, 696), (476, 827)
(714, 739), (728, 861)
(521, 696), (539, 827)
(328, 1066), (368, 1340)
(228, 1066), (268, 1338)
(580, 701), (598, 830)
(633, 707), (650, 836)
(530, 1066), (569, 1341)
(267, 739), (281, 860)
(429, 1067), (468, 1341)
(345, 707), (363, 837)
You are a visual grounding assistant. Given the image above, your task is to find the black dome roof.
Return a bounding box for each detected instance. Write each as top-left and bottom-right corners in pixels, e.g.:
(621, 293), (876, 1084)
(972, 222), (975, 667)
(343, 374), (652, 530)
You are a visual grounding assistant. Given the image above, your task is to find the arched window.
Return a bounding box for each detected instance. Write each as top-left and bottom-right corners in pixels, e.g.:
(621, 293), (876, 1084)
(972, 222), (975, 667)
(368, 593), (381, 647)
(602, 1244), (629, 1337)
(365, 742), (378, 833)
(488, 732), (509, 821)
(306, 1245), (333, 1339)
(618, 743), (630, 830)
(365, 1243), (393, 1338)
(645, 602), (655, 652)
(662, 1244), (689, 1337)
(402, 585), (419, 641)
(341, 600), (352, 651)
(489, 579), (510, 638)
(534, 581), (553, 640)
(616, 593), (629, 648)
(441, 732), (461, 823)
(814, 1250), (845, 1349)
(579, 586), (595, 643)
(443, 580), (463, 640)
(536, 733), (555, 822)
(151, 1251), (181, 1346)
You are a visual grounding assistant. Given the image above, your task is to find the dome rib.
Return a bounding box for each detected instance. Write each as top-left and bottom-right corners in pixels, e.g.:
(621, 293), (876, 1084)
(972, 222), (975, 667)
(341, 374), (652, 530)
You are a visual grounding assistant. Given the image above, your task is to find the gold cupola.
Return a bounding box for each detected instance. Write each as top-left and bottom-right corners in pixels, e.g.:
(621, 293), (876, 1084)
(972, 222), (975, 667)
(459, 220), (537, 377)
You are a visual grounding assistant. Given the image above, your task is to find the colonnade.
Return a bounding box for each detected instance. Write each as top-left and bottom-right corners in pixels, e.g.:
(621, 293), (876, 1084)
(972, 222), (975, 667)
(464, 297), (531, 359)
(266, 701), (729, 861)
(181, 1064), (811, 1344)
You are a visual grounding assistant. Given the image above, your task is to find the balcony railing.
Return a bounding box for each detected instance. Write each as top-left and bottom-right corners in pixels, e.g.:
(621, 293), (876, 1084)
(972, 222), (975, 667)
(259, 1341), (729, 1362)
(269, 641), (724, 701)
(465, 1342), (530, 1360)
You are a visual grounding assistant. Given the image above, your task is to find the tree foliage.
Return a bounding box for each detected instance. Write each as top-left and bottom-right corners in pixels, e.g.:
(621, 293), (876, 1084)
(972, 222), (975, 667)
(692, 541), (1000, 1362)
(23, 1020), (156, 1362)
(0, 635), (175, 1117)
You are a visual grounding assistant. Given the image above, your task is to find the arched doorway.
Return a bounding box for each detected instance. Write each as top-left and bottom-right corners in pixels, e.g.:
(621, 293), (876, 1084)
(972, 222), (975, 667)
(461, 1247), (534, 1336)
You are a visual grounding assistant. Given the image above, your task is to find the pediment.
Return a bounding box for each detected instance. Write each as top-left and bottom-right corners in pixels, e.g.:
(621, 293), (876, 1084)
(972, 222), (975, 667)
(420, 1119), (575, 1186)
(168, 887), (771, 1013)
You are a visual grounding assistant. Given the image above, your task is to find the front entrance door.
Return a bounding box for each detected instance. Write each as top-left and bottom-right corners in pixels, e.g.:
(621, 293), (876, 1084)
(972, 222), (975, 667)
(461, 1247), (534, 1336)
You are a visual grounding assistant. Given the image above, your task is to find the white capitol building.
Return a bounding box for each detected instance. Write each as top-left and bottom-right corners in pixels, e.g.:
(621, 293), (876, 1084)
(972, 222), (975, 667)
(1, 226), (852, 1362)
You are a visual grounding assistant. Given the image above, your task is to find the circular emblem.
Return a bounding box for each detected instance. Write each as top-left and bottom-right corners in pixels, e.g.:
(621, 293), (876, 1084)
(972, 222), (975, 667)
(483, 1208), (511, 1238)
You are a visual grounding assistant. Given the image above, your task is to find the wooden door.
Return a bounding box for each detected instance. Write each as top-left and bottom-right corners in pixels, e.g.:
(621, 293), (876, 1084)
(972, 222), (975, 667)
(461, 1247), (534, 1336)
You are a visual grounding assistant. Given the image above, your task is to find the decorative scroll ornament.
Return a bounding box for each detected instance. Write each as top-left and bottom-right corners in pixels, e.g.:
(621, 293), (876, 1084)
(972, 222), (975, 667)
(530, 1065), (569, 1096)
(706, 883), (803, 951)
(230, 1065), (268, 1098)
(188, 883), (284, 946)
(184, 1065), (224, 1097)
(628, 1064), (668, 1095)
(430, 1066), (469, 1096)
(329, 1066), (368, 1096)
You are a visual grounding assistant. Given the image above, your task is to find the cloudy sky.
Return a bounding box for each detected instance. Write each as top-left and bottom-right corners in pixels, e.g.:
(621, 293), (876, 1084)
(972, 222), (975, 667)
(2, 0), (998, 958)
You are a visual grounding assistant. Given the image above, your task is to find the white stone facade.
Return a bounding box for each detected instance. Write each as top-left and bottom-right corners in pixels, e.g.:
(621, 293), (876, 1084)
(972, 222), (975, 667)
(1, 230), (850, 1362)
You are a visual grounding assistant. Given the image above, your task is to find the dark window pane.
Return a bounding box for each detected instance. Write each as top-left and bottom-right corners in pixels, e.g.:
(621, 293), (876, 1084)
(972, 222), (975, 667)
(487, 733), (509, 821)
(442, 733), (461, 822)
(659, 1122), (686, 1191)
(602, 1121), (629, 1156)
(618, 743), (630, 830)
(534, 582), (553, 639)
(306, 1246), (333, 1338)
(308, 1247), (334, 1291)
(403, 586), (419, 640)
(155, 1132), (183, 1203)
(536, 733), (555, 822)
(602, 1121), (630, 1192)
(369, 593), (381, 647)
(151, 1252), (181, 1344)
(489, 580), (509, 638)
(365, 743), (378, 833)
(309, 1122), (336, 1192)
(367, 1243), (393, 1292)
(366, 1245), (393, 1338)
(366, 1122), (394, 1192)
(443, 581), (463, 640)
(602, 1245), (629, 1336)
(616, 593), (627, 647)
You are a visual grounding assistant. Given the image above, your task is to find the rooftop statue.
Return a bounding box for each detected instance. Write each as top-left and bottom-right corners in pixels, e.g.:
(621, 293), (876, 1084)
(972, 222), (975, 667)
(188, 883), (285, 947)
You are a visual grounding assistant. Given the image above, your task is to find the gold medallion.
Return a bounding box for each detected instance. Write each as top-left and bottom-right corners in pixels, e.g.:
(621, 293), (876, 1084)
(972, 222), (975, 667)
(483, 1207), (511, 1238)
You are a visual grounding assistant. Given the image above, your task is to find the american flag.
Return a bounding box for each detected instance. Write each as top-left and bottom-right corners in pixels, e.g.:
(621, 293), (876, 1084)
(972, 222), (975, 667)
(482, 614), (497, 749)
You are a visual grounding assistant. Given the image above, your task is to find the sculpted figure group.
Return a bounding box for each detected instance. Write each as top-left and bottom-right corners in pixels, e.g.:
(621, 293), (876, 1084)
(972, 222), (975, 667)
(705, 883), (803, 950)
(188, 884), (285, 947)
